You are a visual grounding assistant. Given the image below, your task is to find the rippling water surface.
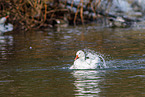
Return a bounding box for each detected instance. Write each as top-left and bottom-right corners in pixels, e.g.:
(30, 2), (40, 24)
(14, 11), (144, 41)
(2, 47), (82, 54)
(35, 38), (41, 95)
(0, 25), (145, 96)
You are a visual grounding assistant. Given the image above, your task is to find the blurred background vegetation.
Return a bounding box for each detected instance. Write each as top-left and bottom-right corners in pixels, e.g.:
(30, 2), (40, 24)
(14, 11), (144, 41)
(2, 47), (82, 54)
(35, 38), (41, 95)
(0, 0), (111, 31)
(0, 0), (144, 31)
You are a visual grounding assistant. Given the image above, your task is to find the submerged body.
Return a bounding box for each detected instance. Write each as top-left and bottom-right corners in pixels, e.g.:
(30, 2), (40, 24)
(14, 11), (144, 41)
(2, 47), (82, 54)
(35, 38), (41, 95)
(70, 50), (101, 69)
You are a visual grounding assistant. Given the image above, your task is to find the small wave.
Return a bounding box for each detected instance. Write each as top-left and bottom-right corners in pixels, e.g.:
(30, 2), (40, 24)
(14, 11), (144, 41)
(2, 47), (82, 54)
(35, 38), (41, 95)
(104, 58), (145, 70)
(0, 80), (14, 83)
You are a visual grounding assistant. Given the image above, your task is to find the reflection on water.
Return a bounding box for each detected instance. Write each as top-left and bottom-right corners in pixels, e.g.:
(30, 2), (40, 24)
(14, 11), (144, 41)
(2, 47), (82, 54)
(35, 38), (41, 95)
(72, 70), (101, 96)
(0, 35), (13, 60)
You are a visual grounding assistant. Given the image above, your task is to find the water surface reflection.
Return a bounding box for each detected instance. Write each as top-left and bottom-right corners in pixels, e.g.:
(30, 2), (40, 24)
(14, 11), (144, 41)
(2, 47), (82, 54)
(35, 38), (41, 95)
(72, 70), (102, 96)
(0, 35), (13, 61)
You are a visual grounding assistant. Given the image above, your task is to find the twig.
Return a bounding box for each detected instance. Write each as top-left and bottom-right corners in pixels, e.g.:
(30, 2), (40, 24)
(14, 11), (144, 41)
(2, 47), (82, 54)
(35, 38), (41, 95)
(80, 0), (84, 25)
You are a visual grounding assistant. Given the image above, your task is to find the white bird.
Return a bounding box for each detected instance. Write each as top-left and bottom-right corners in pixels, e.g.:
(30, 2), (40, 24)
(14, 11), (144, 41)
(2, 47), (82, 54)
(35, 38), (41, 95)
(0, 16), (9, 24)
(70, 50), (102, 69)
(0, 15), (13, 33)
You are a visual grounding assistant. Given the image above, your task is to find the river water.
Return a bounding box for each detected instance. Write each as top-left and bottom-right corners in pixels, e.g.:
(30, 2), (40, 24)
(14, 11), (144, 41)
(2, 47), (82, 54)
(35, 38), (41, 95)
(0, 25), (145, 97)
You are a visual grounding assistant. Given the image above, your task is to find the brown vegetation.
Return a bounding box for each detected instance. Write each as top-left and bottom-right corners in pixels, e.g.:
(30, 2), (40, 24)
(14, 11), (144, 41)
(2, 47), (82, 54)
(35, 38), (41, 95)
(0, 0), (112, 31)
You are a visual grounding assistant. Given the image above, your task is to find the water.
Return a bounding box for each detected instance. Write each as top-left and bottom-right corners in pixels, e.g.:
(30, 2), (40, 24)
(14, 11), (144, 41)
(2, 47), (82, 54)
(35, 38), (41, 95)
(0, 25), (145, 97)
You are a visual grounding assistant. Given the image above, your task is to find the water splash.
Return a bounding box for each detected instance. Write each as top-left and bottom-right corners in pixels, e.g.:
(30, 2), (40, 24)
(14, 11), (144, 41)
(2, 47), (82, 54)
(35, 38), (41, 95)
(84, 49), (107, 69)
(98, 55), (107, 68)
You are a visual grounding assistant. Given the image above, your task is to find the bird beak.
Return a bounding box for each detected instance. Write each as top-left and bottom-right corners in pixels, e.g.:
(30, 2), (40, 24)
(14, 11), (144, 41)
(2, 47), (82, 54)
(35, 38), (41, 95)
(5, 15), (9, 19)
(75, 55), (79, 60)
